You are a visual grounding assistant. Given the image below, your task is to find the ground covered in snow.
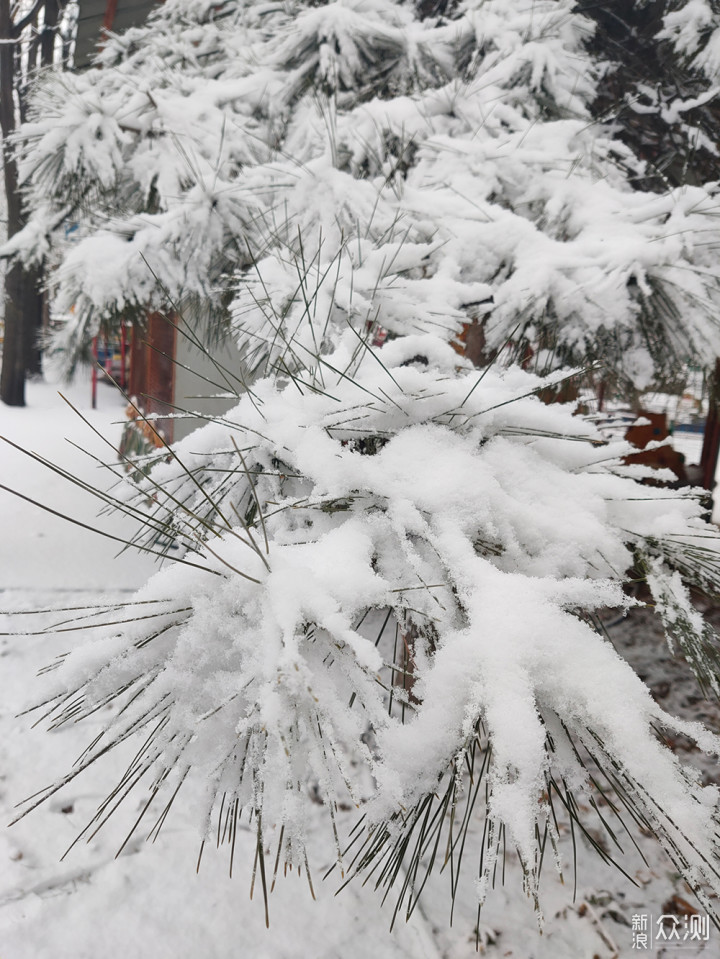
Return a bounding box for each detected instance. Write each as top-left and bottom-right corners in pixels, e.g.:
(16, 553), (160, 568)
(1, 378), (720, 958)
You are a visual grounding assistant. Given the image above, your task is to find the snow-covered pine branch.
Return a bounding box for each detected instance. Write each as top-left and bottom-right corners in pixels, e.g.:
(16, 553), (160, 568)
(19, 335), (720, 920)
(10, 0), (720, 927)
(659, 0), (720, 81)
(588, 1), (720, 194)
(7, 0), (720, 388)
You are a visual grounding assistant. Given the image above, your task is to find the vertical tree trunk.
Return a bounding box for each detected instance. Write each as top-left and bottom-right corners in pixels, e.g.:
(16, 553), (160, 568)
(0, 0), (55, 395)
(1, 263), (26, 406)
(0, 0), (26, 405)
(22, 265), (44, 377)
(40, 0), (59, 67)
(21, 0), (59, 378)
(701, 358), (720, 496)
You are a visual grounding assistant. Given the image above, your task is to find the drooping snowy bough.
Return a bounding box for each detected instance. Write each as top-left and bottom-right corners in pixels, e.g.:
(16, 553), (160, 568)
(8, 0), (720, 389)
(9, 0), (720, 929)
(16, 331), (720, 922)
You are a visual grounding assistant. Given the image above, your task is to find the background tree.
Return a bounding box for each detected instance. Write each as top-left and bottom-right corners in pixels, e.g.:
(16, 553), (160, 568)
(587, 1), (720, 190)
(0, 0), (74, 406)
(10, 0), (720, 395)
(10, 0), (720, 924)
(585, 0), (720, 480)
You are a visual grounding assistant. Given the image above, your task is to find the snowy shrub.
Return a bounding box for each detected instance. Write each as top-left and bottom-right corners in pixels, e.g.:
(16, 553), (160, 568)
(7, 0), (720, 388)
(9, 0), (720, 929)
(587, 1), (720, 196)
(17, 329), (720, 922)
(660, 0), (720, 80)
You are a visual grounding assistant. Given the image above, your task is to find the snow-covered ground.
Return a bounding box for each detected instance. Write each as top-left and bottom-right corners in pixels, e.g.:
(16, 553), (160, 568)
(2, 377), (720, 958)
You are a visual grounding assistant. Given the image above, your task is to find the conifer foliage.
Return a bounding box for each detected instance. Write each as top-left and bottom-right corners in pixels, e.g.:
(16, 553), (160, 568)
(10, 0), (720, 924)
(10, 0), (720, 387)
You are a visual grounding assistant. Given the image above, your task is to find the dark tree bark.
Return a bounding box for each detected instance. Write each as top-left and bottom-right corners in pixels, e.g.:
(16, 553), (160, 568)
(22, 264), (44, 377)
(1, 0), (62, 399)
(20, 1), (59, 378)
(0, 0), (26, 405)
(22, 0), (63, 378)
(40, 0), (59, 68)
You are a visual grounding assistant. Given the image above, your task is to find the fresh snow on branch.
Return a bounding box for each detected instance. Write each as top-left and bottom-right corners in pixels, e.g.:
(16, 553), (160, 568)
(10, 0), (720, 926)
(19, 336), (720, 918)
(8, 0), (720, 386)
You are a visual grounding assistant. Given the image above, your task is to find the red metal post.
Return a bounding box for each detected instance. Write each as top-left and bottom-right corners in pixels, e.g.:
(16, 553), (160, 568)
(120, 321), (127, 390)
(91, 336), (98, 409)
(700, 358), (720, 494)
(102, 0), (118, 31)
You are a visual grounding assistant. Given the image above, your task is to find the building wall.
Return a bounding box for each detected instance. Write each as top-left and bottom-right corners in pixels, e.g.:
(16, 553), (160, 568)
(173, 327), (247, 442)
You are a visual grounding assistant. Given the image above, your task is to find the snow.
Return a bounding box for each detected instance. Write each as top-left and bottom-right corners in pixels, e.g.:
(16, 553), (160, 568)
(0, 376), (155, 592)
(0, 381), (426, 959)
(22, 344), (720, 922)
(3, 383), (720, 957)
(6, 0), (720, 952)
(13, 0), (720, 389)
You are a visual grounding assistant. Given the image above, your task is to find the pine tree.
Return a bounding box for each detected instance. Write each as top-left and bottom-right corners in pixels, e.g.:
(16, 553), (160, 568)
(9, 0), (720, 390)
(0, 0), (75, 404)
(9, 0), (720, 925)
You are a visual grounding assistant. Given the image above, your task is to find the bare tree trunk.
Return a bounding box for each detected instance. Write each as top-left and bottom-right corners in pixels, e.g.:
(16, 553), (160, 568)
(0, 0), (26, 405)
(20, 0), (59, 378)
(701, 359), (720, 497)
(1, 262), (26, 406)
(0, 0), (56, 396)
(23, 264), (44, 377)
(40, 0), (59, 66)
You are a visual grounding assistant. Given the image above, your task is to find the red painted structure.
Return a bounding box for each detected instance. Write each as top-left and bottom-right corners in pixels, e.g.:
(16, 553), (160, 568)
(102, 0), (118, 31)
(128, 312), (177, 443)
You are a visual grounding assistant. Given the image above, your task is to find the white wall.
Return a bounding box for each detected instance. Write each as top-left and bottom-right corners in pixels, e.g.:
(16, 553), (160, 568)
(173, 329), (246, 442)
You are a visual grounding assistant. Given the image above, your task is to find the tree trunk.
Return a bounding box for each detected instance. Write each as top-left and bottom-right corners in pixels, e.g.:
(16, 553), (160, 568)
(40, 0), (59, 68)
(0, 0), (26, 405)
(19, 0), (59, 378)
(23, 265), (44, 377)
(0, 0), (54, 397)
(23, 0), (62, 377)
(2, 263), (26, 405)
(700, 359), (720, 495)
